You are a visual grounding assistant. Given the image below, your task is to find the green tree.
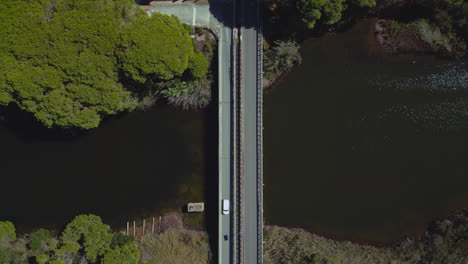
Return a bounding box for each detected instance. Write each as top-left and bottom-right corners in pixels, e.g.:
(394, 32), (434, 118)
(0, 247), (21, 264)
(0, 0), (206, 129)
(0, 0), (138, 129)
(296, 0), (377, 29)
(188, 52), (210, 79)
(111, 233), (135, 248)
(35, 254), (50, 264)
(351, 0), (376, 7)
(0, 222), (15, 244)
(54, 241), (80, 263)
(50, 260), (66, 264)
(118, 14), (194, 83)
(101, 243), (140, 264)
(60, 214), (113, 263)
(29, 229), (53, 251)
(297, 0), (347, 28)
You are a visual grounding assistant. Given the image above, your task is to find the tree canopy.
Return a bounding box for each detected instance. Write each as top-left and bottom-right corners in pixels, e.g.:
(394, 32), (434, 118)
(296, 0), (376, 28)
(0, 0), (206, 129)
(118, 15), (195, 83)
(29, 229), (53, 251)
(60, 214), (113, 262)
(0, 221), (15, 244)
(187, 52), (210, 79)
(37, 214), (139, 264)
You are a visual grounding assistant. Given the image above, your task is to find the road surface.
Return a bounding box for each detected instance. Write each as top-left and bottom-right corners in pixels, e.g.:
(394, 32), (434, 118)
(238, 0), (263, 263)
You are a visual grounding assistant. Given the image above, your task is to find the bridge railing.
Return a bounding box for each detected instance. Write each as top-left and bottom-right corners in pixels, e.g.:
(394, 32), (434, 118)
(256, 22), (264, 264)
(232, 26), (239, 264)
(236, 24), (245, 264)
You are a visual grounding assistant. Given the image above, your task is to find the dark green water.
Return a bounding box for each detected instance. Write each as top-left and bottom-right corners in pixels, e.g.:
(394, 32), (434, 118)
(0, 104), (214, 232)
(264, 20), (468, 244)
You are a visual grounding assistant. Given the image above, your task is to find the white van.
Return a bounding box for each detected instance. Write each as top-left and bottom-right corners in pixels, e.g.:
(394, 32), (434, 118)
(222, 199), (230, 215)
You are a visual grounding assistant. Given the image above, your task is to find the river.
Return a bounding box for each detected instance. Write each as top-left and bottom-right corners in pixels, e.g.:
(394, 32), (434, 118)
(264, 19), (468, 244)
(0, 103), (216, 233)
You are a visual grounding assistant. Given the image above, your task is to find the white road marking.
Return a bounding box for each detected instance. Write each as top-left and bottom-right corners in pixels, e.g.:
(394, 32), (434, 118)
(192, 6), (196, 25)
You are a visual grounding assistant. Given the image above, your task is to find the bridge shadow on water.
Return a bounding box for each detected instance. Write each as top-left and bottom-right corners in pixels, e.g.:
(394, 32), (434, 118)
(209, 0), (260, 29)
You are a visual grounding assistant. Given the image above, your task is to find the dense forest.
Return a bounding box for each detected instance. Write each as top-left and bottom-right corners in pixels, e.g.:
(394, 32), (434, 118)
(0, 215), (140, 264)
(0, 0), (211, 129)
(0, 214), (211, 264)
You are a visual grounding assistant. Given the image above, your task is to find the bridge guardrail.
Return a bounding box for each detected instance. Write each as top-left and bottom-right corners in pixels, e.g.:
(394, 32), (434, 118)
(256, 22), (264, 264)
(237, 20), (245, 264)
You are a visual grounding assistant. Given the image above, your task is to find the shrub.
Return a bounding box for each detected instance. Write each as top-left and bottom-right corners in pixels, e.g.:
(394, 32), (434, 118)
(264, 40), (302, 79)
(188, 52), (210, 79)
(162, 79), (212, 110)
(137, 95), (158, 111)
(203, 42), (214, 59)
(139, 229), (211, 264)
(415, 19), (466, 55)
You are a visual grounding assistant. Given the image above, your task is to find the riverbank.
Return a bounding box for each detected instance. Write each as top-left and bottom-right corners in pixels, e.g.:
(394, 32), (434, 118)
(374, 19), (467, 58)
(1, 210), (467, 264)
(139, 209), (468, 264)
(264, 209), (468, 264)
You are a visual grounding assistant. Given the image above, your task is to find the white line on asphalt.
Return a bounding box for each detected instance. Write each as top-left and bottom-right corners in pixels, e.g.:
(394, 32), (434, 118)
(192, 6), (196, 26)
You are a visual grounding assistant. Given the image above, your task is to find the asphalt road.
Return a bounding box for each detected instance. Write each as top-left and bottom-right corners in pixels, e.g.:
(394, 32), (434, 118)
(219, 25), (233, 264)
(239, 0), (261, 263)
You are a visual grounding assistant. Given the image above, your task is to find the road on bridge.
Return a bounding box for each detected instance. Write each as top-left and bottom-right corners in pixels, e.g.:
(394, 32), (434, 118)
(238, 0), (263, 263)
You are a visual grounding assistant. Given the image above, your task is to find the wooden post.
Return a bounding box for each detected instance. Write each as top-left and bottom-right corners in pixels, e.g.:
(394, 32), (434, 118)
(152, 217), (155, 233)
(126, 221), (129, 236)
(133, 220), (136, 237)
(158, 216), (162, 233)
(142, 219), (145, 235)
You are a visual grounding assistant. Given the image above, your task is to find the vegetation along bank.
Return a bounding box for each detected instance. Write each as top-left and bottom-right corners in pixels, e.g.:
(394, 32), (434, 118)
(0, 0), (215, 130)
(261, 0), (468, 86)
(1, 210), (467, 264)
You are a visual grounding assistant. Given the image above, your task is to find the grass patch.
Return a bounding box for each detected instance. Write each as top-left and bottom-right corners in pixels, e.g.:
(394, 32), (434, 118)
(139, 229), (211, 264)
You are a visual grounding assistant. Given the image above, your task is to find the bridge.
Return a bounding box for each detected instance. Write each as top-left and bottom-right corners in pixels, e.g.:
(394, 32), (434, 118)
(235, 0), (263, 263)
(146, 1), (263, 263)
